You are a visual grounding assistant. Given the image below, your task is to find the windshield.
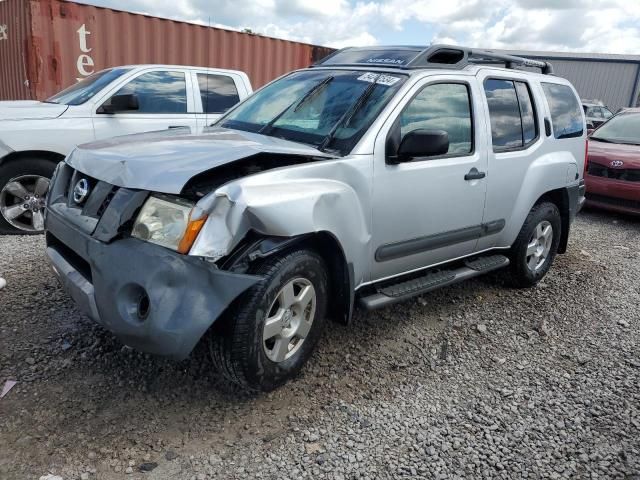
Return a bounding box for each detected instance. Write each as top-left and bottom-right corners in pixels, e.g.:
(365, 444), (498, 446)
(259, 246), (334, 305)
(218, 69), (407, 155)
(591, 113), (640, 145)
(47, 68), (132, 105)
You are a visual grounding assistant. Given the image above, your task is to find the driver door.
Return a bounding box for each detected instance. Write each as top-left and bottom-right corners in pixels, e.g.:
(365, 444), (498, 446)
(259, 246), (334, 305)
(370, 76), (489, 281)
(92, 69), (198, 140)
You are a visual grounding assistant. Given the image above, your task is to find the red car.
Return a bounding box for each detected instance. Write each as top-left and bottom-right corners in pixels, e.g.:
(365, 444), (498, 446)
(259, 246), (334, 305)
(585, 108), (640, 215)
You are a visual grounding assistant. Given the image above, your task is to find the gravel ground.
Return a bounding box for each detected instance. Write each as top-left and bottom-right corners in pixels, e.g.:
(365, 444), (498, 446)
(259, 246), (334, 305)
(0, 209), (639, 480)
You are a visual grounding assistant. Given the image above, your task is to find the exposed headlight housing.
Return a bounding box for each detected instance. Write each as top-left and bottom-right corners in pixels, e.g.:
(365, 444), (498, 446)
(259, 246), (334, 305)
(132, 195), (207, 254)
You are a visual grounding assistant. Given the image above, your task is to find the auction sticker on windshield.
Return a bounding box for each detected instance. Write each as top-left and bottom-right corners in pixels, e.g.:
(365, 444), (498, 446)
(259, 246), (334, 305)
(357, 73), (401, 86)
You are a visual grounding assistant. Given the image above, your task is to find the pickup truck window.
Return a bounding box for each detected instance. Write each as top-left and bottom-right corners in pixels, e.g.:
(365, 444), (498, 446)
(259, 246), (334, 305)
(46, 68), (132, 106)
(219, 69), (406, 155)
(113, 71), (188, 114)
(197, 74), (240, 113)
(400, 83), (472, 155)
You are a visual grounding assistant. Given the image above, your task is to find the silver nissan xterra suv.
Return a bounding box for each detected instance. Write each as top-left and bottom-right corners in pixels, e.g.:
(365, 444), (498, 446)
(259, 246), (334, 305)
(45, 45), (587, 391)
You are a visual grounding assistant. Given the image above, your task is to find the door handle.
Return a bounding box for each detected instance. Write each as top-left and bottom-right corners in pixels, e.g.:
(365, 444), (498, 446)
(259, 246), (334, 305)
(168, 125), (188, 129)
(465, 168), (486, 181)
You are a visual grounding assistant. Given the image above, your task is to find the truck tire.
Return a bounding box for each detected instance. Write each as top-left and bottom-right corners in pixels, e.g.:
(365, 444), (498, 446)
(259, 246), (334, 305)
(210, 248), (329, 391)
(0, 157), (57, 235)
(508, 201), (562, 288)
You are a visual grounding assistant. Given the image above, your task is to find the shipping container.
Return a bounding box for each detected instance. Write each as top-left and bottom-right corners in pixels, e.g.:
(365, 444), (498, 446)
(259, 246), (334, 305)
(0, 0), (334, 101)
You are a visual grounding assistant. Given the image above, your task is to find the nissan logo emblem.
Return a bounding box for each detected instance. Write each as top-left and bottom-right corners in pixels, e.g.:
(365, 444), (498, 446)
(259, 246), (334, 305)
(610, 160), (624, 168)
(73, 178), (91, 204)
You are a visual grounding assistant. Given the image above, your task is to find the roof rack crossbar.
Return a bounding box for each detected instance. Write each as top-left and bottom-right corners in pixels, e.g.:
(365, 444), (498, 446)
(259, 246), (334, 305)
(313, 44), (554, 75)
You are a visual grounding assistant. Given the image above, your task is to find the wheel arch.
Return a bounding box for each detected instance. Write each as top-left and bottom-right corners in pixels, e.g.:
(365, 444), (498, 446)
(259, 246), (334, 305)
(220, 231), (355, 325)
(0, 150), (65, 168)
(534, 187), (570, 254)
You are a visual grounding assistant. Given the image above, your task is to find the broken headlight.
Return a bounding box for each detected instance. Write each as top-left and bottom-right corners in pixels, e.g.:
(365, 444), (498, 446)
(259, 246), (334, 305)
(132, 195), (207, 254)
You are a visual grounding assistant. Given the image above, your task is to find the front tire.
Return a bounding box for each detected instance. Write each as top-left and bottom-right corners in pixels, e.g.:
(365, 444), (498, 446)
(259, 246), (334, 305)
(0, 158), (57, 235)
(508, 201), (561, 288)
(211, 249), (329, 391)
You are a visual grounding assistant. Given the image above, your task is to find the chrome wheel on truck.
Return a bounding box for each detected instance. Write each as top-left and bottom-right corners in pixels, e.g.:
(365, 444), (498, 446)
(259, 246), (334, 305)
(0, 174), (50, 233)
(0, 157), (57, 235)
(526, 220), (554, 272)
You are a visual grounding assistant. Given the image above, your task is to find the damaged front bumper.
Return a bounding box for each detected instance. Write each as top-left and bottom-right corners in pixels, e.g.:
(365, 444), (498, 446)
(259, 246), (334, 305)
(45, 205), (260, 360)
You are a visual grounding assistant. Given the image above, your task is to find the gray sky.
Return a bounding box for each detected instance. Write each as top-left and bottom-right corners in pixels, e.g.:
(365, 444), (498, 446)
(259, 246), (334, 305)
(75, 0), (640, 53)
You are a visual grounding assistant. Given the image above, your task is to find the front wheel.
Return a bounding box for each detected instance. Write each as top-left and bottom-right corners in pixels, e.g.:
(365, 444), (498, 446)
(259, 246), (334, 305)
(0, 158), (57, 235)
(508, 202), (562, 288)
(210, 248), (329, 391)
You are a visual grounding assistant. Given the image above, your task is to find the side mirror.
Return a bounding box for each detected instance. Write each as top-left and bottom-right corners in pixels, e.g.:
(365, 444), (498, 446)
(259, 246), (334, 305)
(586, 122), (595, 136)
(98, 94), (139, 114)
(395, 129), (449, 162)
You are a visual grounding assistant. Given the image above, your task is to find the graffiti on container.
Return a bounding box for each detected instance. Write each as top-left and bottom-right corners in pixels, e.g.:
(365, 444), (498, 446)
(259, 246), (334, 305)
(0, 24), (8, 41)
(76, 24), (94, 81)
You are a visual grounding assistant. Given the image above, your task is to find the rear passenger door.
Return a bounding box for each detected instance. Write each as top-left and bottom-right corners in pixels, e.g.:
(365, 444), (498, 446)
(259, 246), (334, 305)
(191, 71), (244, 132)
(92, 68), (198, 139)
(474, 73), (542, 252)
(370, 76), (489, 281)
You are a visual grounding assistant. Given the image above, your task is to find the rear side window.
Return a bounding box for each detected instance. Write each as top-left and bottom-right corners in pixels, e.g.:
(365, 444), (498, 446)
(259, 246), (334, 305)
(484, 79), (538, 151)
(197, 74), (240, 113)
(542, 83), (583, 139)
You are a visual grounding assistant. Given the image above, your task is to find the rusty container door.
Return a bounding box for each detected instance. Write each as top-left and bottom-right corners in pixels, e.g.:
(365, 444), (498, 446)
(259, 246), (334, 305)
(0, 0), (33, 100)
(22, 0), (334, 100)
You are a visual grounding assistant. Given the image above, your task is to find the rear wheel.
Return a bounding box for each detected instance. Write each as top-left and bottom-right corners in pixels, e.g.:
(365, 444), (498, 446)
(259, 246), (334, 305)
(508, 202), (561, 288)
(210, 249), (328, 391)
(0, 158), (57, 235)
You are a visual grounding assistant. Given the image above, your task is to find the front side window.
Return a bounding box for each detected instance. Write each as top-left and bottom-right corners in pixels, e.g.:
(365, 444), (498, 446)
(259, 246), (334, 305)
(197, 74), (240, 113)
(399, 83), (473, 155)
(112, 71), (187, 114)
(219, 70), (407, 155)
(541, 83), (583, 139)
(46, 68), (132, 106)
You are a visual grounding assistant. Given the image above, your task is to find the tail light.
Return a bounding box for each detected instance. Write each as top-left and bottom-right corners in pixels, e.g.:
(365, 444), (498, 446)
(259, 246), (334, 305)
(584, 139), (589, 176)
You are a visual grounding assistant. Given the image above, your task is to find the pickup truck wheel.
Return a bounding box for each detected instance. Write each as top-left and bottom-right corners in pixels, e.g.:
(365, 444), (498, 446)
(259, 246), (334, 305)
(210, 249), (328, 391)
(0, 158), (56, 235)
(508, 201), (561, 288)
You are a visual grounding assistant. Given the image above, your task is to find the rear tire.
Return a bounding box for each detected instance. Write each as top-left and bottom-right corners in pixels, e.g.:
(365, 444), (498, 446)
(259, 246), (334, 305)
(508, 201), (561, 288)
(0, 157), (57, 235)
(210, 249), (329, 391)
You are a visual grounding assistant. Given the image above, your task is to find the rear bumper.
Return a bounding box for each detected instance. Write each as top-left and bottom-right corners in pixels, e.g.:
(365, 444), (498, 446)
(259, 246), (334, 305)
(45, 208), (260, 360)
(585, 175), (640, 215)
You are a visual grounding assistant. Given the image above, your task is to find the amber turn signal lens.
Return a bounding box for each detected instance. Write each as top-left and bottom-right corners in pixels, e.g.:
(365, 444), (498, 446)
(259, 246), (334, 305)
(177, 215), (208, 254)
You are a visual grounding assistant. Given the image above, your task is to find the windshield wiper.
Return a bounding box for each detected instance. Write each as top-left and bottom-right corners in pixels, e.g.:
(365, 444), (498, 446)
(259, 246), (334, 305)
(317, 76), (380, 152)
(258, 76), (334, 136)
(589, 136), (614, 143)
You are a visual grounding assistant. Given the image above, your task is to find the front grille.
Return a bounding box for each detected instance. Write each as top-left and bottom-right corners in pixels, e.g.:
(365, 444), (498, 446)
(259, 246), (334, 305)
(46, 232), (92, 282)
(66, 169), (119, 218)
(587, 163), (640, 182)
(586, 193), (640, 211)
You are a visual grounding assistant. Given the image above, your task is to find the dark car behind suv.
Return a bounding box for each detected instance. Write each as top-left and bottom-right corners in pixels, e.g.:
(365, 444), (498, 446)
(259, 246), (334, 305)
(585, 108), (640, 215)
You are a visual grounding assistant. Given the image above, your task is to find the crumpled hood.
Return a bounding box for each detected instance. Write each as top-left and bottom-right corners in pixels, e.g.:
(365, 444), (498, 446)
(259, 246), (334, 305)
(66, 127), (334, 194)
(0, 101), (69, 120)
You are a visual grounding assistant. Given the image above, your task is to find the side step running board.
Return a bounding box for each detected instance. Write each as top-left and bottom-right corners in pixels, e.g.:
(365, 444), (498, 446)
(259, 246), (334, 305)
(359, 254), (510, 310)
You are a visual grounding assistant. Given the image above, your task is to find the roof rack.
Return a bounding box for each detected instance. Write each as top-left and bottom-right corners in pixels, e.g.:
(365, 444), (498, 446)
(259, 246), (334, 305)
(313, 44), (554, 75)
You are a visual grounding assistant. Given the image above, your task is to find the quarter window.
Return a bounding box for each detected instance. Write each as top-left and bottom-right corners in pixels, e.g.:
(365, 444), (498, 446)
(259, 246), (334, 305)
(113, 71), (187, 114)
(399, 83), (473, 155)
(484, 79), (538, 151)
(541, 83), (583, 139)
(197, 74), (240, 113)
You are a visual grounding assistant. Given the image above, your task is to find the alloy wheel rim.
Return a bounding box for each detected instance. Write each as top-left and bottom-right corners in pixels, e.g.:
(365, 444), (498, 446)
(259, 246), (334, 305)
(0, 175), (50, 233)
(263, 278), (316, 363)
(526, 220), (553, 272)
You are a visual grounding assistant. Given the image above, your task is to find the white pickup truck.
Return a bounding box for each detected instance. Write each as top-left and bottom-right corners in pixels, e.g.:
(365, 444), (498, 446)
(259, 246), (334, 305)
(0, 65), (252, 234)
